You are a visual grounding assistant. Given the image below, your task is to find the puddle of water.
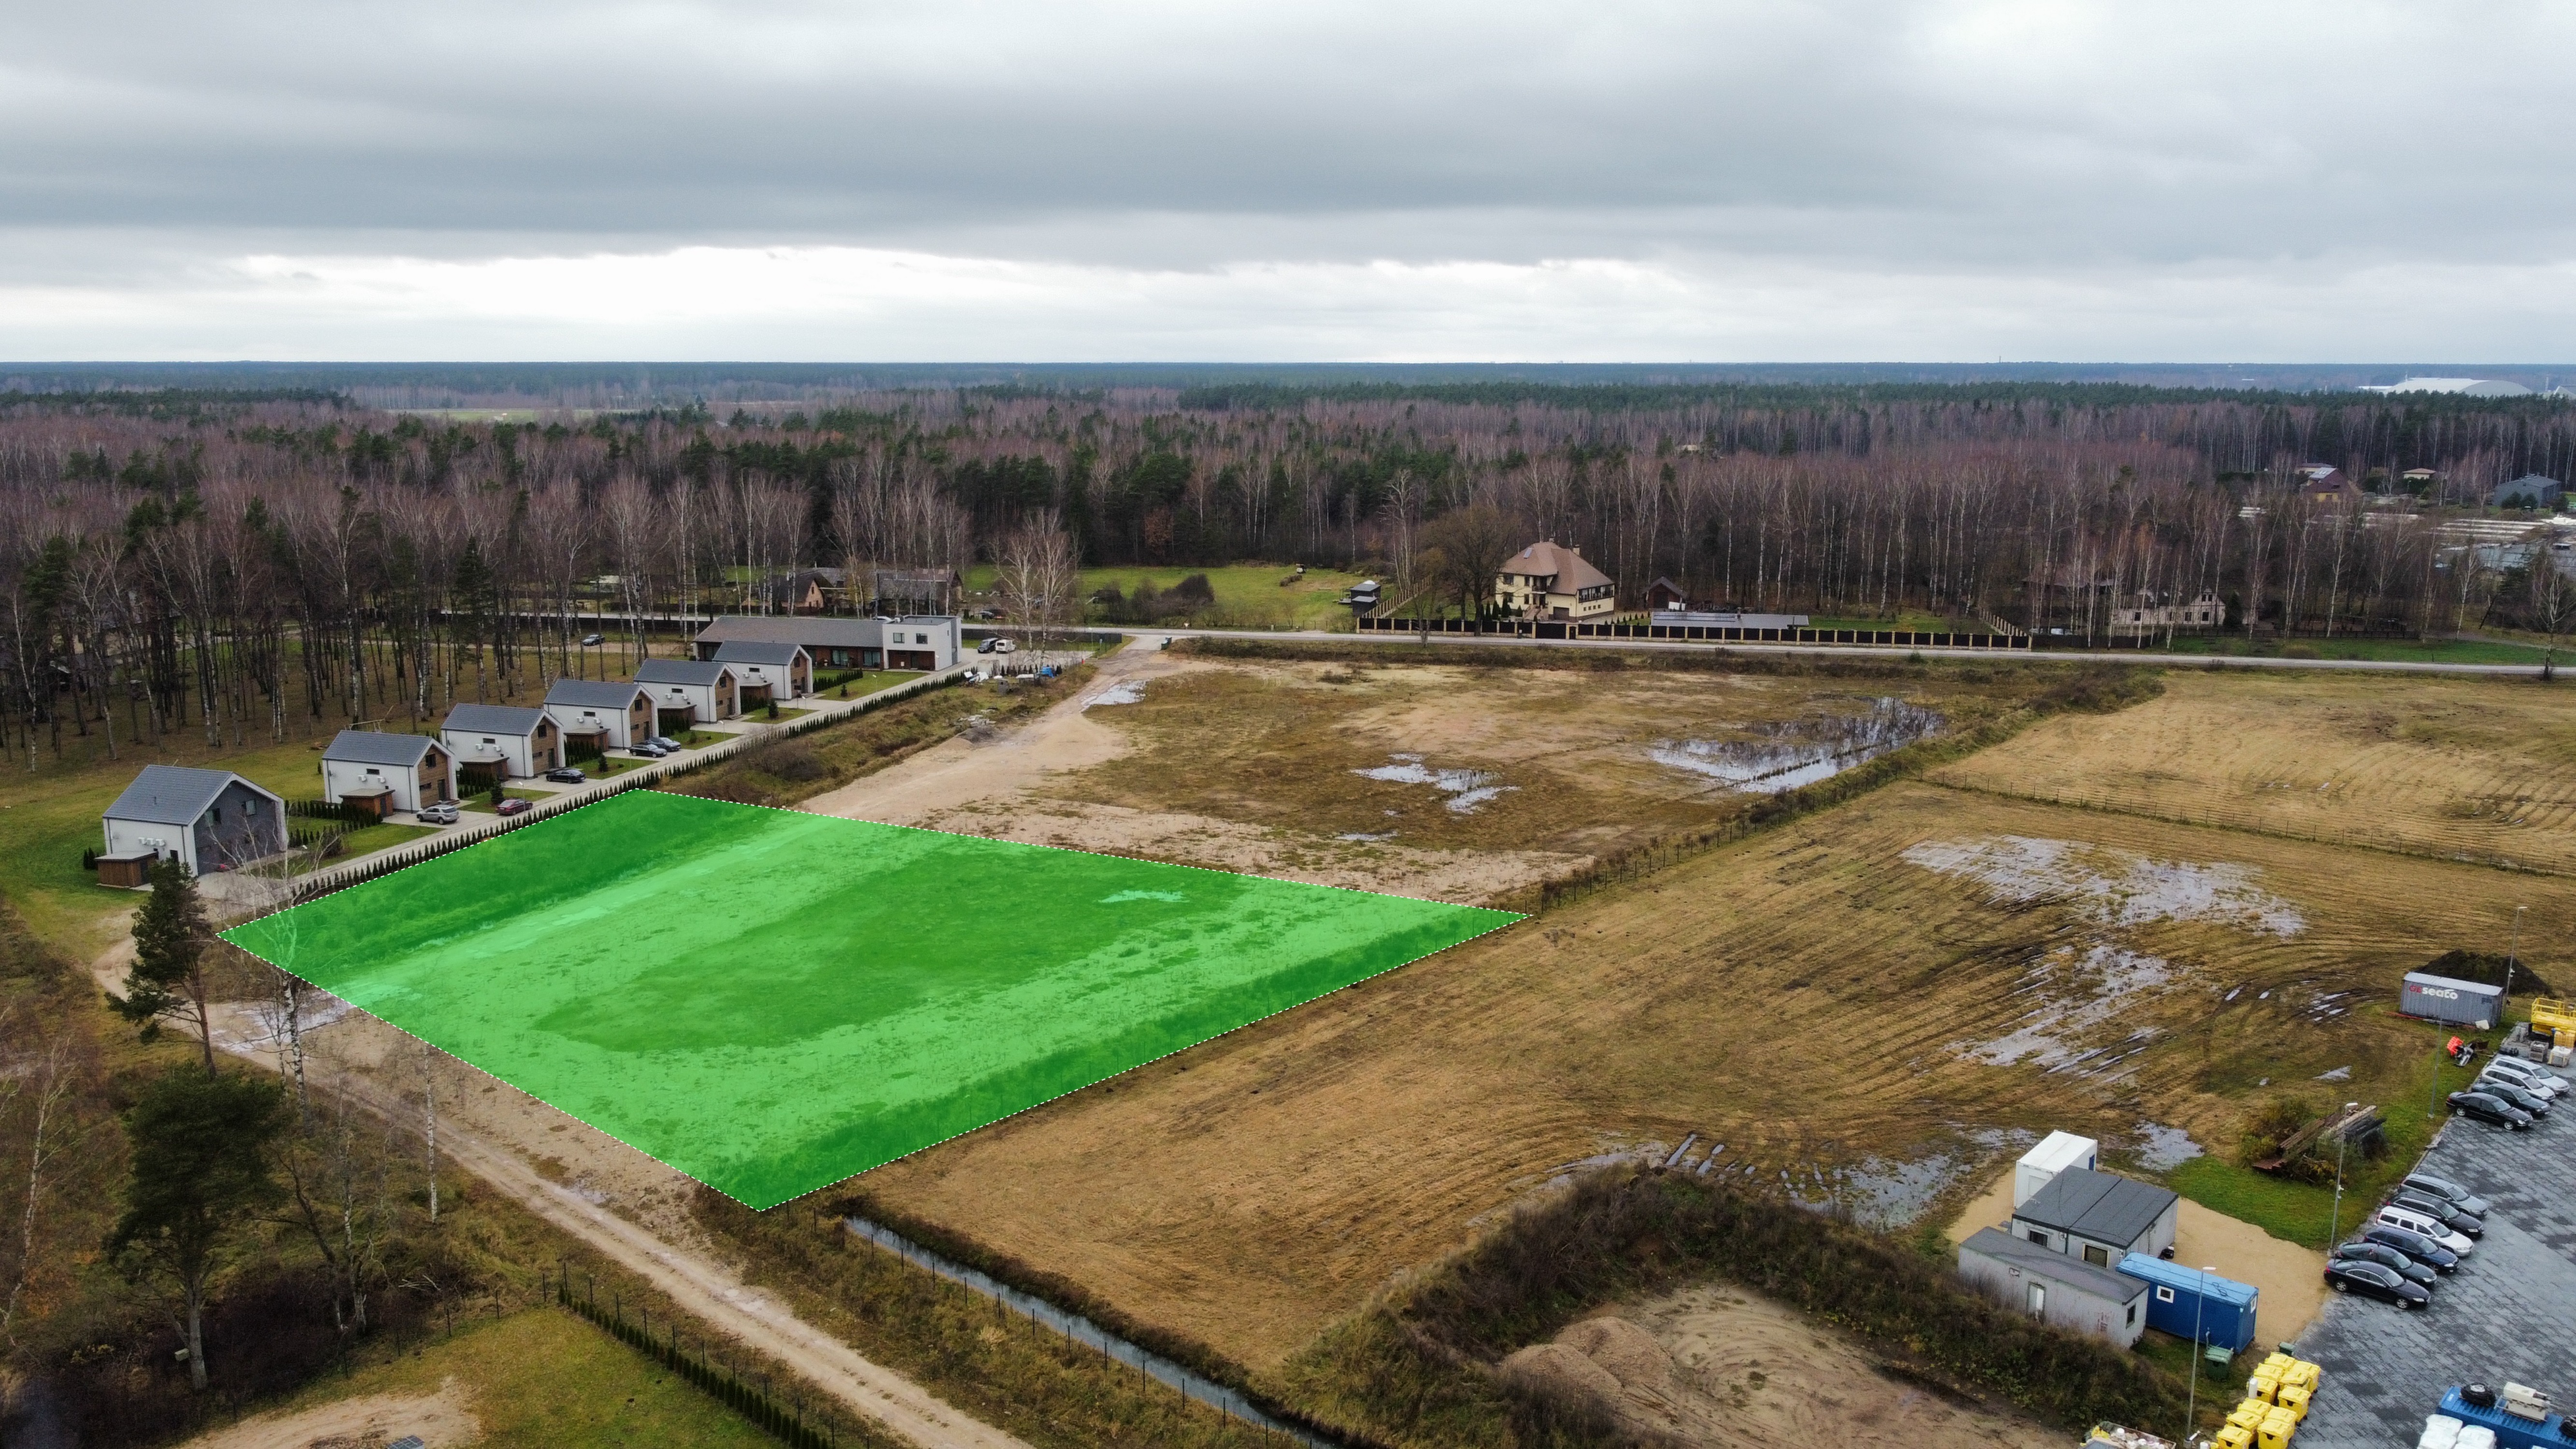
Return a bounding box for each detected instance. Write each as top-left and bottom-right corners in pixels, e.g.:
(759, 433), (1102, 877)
(1962, 943), (2175, 1069)
(1352, 755), (1517, 814)
(2131, 1122), (2205, 1172)
(1792, 1151), (1976, 1229)
(1902, 835), (2305, 938)
(1082, 680), (1145, 709)
(1651, 697), (1942, 793)
(845, 1216), (1334, 1447)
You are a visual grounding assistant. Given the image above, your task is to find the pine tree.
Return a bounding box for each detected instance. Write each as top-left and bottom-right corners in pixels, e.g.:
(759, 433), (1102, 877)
(111, 858), (219, 1079)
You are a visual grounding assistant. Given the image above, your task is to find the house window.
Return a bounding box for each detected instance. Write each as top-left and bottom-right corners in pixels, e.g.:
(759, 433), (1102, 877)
(2083, 1245), (2108, 1267)
(2027, 1230), (2049, 1246)
(2127, 1302), (2137, 1326)
(2154, 1286), (2176, 1304)
(2028, 1283), (2046, 1316)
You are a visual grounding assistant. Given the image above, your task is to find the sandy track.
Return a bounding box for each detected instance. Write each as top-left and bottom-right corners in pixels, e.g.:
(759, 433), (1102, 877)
(800, 638), (1199, 825)
(89, 952), (1031, 1449)
(1507, 1290), (2058, 1449)
(178, 1378), (477, 1449)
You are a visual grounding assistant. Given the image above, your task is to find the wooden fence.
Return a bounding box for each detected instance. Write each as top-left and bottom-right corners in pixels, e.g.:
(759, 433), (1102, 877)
(1355, 616), (2033, 649)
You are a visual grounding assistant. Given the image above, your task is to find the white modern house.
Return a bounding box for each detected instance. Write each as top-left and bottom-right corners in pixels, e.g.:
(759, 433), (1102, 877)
(544, 678), (658, 752)
(635, 659), (739, 726)
(439, 703), (563, 781)
(692, 614), (960, 673)
(320, 731), (456, 817)
(709, 640), (811, 704)
(100, 765), (288, 879)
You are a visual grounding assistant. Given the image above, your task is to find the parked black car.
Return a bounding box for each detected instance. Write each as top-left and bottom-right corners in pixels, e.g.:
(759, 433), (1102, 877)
(2360, 1223), (2460, 1272)
(2449, 1091), (2534, 1130)
(2474, 1079), (2553, 1119)
(2332, 1241), (2438, 1287)
(2402, 1173), (2491, 1218)
(2324, 1259), (2430, 1309)
(544, 767), (586, 784)
(2386, 1189), (2484, 1238)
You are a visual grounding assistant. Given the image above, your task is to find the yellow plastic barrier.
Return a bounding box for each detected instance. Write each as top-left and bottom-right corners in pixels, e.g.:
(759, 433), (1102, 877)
(2216, 1426), (2255, 1449)
(2258, 1408), (2299, 1449)
(2228, 1399), (2272, 1431)
(2248, 1374), (2281, 1404)
(2277, 1384), (2312, 1422)
(2282, 1359), (2320, 1392)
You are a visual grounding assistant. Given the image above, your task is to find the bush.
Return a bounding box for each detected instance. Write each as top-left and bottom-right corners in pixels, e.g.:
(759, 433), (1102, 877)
(2238, 1095), (2319, 1171)
(1282, 1167), (2184, 1446)
(1172, 572), (1216, 603)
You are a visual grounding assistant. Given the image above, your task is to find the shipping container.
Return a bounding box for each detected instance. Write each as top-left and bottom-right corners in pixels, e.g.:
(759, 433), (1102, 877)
(2403, 972), (2505, 1029)
(2014, 1130), (2099, 1208)
(2116, 1254), (2260, 1353)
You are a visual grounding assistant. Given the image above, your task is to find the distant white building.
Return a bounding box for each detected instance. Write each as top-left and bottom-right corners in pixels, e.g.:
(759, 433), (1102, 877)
(2358, 377), (2533, 398)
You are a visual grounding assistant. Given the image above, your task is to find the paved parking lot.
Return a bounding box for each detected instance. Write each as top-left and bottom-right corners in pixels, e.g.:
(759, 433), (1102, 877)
(2293, 1097), (2576, 1448)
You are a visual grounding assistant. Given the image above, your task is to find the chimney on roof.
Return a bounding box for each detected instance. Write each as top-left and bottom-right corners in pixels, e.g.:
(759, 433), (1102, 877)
(1569, 544), (1580, 555)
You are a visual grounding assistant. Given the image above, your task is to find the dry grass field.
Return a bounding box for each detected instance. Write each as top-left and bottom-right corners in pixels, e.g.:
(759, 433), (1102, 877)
(864, 777), (2576, 1370)
(1933, 668), (2576, 874)
(1039, 655), (2017, 862)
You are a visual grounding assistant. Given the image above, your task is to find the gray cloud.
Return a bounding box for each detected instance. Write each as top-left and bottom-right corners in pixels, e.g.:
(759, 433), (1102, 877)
(2, 2), (2571, 357)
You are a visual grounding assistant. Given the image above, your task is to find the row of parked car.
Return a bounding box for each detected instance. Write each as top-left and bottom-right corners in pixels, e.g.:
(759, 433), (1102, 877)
(2448, 1051), (2568, 1130)
(2322, 1169), (2497, 1310)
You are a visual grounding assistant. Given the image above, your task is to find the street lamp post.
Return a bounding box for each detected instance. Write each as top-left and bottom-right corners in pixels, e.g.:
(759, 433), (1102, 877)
(2330, 1101), (2360, 1244)
(2505, 904), (2526, 1005)
(2186, 1263), (2213, 1439)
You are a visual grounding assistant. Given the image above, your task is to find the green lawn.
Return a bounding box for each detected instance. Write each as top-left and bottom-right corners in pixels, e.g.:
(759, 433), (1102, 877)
(223, 791), (1518, 1208)
(964, 562), (1373, 631)
(2162, 1019), (2492, 1247)
(812, 669), (906, 698)
(241, 1307), (773, 1448)
(295, 820), (442, 873)
(2116, 634), (2552, 665)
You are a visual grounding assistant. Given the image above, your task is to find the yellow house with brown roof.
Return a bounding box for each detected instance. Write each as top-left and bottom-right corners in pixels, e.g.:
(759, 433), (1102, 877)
(1495, 540), (1618, 621)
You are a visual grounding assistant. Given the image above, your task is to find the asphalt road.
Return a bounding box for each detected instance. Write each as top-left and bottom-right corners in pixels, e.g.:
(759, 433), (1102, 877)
(1111, 625), (2565, 678)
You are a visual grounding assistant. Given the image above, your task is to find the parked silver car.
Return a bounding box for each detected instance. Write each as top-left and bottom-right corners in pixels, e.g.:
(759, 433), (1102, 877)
(416, 802), (460, 825)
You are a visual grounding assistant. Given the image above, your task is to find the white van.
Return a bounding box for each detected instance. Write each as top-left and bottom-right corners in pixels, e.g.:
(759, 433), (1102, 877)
(2375, 1203), (2474, 1255)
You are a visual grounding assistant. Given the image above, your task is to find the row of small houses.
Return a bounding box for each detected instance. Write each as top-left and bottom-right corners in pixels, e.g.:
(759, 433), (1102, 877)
(95, 615), (961, 883)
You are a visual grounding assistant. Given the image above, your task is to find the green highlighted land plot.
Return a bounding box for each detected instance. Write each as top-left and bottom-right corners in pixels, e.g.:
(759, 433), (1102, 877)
(221, 791), (1518, 1208)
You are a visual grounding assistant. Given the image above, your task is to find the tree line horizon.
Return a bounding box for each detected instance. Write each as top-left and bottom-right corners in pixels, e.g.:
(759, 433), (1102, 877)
(3, 379), (2573, 758)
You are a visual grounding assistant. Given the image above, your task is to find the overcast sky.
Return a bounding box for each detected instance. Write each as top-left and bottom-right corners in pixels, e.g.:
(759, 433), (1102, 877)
(5, 1), (2572, 362)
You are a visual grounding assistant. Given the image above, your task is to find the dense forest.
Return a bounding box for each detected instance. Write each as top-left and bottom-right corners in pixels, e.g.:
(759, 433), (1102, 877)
(3, 381), (2573, 755)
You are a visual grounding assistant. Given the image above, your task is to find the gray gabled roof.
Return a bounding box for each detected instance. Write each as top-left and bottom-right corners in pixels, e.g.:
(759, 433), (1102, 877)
(1959, 1227), (2148, 1303)
(637, 659), (733, 687)
(323, 730), (440, 767)
(2012, 1168), (2178, 1248)
(441, 703), (549, 736)
(545, 678), (652, 709)
(104, 765), (281, 826)
(697, 615), (879, 649)
(712, 640), (806, 667)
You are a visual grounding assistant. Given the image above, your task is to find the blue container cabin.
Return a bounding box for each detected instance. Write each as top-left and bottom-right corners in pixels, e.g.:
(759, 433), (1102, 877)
(2437, 1386), (2576, 1449)
(2114, 1254), (2259, 1354)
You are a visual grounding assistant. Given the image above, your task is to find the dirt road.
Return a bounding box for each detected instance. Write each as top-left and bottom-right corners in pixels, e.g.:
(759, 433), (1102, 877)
(801, 637), (1195, 824)
(178, 1378), (478, 1449)
(89, 948), (1032, 1449)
